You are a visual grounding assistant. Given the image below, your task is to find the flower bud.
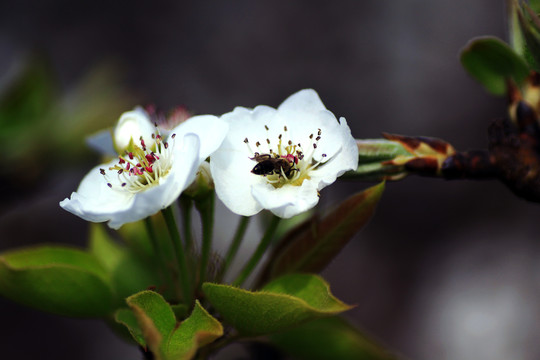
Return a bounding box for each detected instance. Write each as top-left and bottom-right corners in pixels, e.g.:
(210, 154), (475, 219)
(113, 107), (156, 152)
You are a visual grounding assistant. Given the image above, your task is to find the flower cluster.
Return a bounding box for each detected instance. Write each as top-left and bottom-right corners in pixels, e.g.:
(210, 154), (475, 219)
(60, 90), (359, 227)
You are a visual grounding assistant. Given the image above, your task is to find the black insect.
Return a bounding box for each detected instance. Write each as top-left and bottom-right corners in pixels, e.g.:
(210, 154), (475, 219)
(250, 153), (295, 177)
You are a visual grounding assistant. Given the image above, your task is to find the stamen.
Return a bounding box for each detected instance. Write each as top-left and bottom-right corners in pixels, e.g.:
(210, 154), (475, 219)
(102, 126), (176, 193)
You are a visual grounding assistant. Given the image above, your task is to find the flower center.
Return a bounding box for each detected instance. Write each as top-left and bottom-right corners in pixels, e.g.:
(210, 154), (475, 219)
(244, 124), (327, 188)
(101, 125), (176, 193)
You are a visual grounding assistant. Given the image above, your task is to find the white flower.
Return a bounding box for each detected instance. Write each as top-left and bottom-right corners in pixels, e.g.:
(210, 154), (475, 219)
(210, 89), (358, 218)
(60, 111), (228, 229)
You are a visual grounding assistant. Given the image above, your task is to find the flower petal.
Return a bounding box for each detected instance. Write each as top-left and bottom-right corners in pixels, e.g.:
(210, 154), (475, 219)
(251, 180), (319, 218)
(169, 114), (229, 163)
(60, 160), (135, 223)
(277, 89), (328, 116)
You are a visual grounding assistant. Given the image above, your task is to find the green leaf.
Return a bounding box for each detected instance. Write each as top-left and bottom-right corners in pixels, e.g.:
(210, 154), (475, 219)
(116, 294), (222, 360)
(270, 316), (396, 360)
(517, 4), (540, 71)
(89, 224), (164, 303)
(171, 304), (190, 321)
(259, 183), (384, 283)
(124, 290), (177, 357)
(0, 246), (114, 317)
(203, 274), (352, 335)
(115, 308), (146, 346)
(460, 36), (530, 95)
(89, 223), (124, 271)
(166, 301), (223, 360)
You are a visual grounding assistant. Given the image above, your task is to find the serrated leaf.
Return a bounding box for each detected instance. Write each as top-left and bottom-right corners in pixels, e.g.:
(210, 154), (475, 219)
(125, 290), (177, 356)
(270, 316), (396, 360)
(460, 36), (530, 95)
(203, 274), (352, 335)
(0, 246), (114, 317)
(115, 308), (146, 346)
(166, 301), (223, 360)
(260, 183), (384, 283)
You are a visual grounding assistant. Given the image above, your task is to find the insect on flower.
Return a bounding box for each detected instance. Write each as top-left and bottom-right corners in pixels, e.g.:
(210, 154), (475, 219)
(250, 152), (300, 178)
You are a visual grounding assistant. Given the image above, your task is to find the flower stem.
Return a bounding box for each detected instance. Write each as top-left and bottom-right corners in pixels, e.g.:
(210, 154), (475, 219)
(162, 206), (193, 305)
(179, 196), (194, 253)
(216, 216), (250, 283)
(144, 217), (182, 300)
(233, 215), (281, 287)
(195, 193), (215, 287)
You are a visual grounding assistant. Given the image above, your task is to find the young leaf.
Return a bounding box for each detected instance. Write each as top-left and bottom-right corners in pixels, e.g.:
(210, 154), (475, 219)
(125, 290), (177, 356)
(260, 183), (384, 283)
(203, 273), (352, 335)
(460, 36), (530, 95)
(269, 316), (396, 360)
(0, 246), (114, 317)
(115, 308), (146, 346)
(356, 139), (412, 164)
(517, 4), (540, 71)
(166, 301), (224, 360)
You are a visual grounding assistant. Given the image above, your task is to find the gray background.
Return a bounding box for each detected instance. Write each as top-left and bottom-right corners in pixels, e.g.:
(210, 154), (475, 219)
(1, 1), (539, 359)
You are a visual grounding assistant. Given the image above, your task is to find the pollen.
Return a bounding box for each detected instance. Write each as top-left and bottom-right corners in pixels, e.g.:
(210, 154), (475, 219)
(100, 124), (176, 193)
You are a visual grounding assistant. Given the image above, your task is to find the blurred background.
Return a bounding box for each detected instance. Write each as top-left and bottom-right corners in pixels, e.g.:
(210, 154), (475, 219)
(1, 1), (539, 359)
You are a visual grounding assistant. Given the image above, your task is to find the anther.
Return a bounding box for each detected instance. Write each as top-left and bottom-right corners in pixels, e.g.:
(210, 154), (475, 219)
(288, 140), (292, 145)
(244, 138), (249, 143)
(284, 126), (288, 131)
(313, 143), (318, 149)
(100, 168), (106, 175)
(164, 142), (169, 149)
(266, 139), (270, 144)
(309, 134), (313, 139)
(316, 136), (321, 141)
(256, 141), (261, 147)
(121, 183), (126, 187)
(107, 183), (112, 188)
(264, 125), (269, 131)
(118, 169), (123, 175)
(171, 134), (176, 139)
(318, 129), (322, 136)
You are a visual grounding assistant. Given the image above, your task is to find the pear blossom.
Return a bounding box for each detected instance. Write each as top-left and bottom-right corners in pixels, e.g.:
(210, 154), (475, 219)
(210, 89), (358, 218)
(60, 109), (228, 229)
